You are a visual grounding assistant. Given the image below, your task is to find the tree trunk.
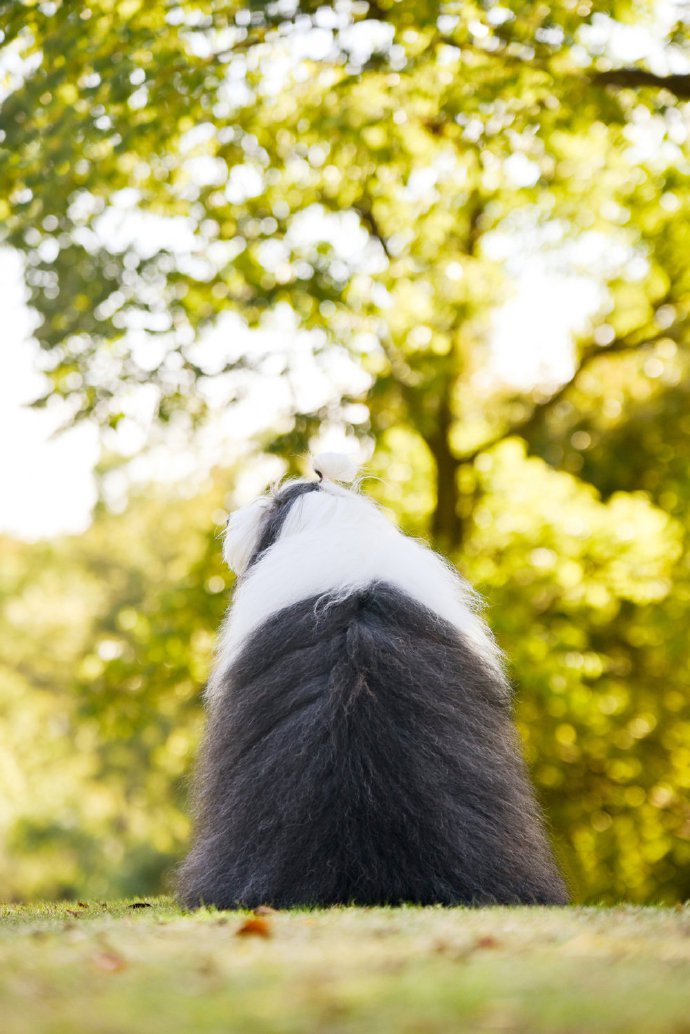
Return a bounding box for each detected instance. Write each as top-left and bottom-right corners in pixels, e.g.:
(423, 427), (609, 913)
(428, 389), (462, 552)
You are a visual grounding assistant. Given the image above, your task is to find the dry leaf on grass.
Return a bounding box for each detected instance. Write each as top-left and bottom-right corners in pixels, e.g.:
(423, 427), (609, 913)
(93, 950), (127, 973)
(236, 916), (272, 939)
(432, 939), (475, 961)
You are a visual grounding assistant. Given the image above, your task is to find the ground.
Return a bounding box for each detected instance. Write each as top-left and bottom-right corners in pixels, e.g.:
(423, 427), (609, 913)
(1, 899), (689, 1033)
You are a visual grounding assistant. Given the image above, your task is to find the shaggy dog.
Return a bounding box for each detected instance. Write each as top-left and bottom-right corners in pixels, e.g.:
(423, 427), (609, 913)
(178, 454), (568, 908)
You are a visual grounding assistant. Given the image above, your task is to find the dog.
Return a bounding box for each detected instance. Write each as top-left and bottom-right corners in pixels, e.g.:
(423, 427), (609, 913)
(178, 453), (568, 908)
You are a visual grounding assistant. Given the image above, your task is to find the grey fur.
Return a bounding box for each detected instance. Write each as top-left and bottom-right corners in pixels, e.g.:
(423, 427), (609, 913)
(178, 582), (568, 908)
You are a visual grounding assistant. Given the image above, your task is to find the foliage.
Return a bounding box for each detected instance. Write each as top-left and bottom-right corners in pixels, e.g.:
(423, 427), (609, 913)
(2, 2), (689, 530)
(465, 442), (689, 902)
(0, 483), (230, 899)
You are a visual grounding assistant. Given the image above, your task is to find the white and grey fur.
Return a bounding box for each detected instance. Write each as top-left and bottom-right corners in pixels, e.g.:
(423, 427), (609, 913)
(178, 466), (568, 908)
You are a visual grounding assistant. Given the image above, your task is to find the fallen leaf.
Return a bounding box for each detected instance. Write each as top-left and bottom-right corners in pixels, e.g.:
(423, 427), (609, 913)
(236, 916), (272, 939)
(93, 950), (127, 973)
(129, 902), (152, 909)
(475, 935), (501, 949)
(432, 938), (475, 961)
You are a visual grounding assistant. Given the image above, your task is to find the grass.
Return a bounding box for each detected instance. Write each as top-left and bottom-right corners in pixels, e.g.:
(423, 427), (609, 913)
(1, 899), (689, 1033)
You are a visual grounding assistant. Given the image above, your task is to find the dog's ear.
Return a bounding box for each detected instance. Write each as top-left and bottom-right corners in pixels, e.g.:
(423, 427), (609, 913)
(223, 497), (271, 575)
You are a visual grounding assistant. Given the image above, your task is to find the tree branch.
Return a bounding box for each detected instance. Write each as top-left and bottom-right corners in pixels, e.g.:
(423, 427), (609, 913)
(593, 68), (690, 99)
(353, 200), (392, 258)
(459, 331), (672, 464)
(436, 30), (690, 103)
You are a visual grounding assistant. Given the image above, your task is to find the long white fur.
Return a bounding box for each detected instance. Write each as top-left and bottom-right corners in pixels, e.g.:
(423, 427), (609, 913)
(223, 495), (272, 575)
(206, 481), (503, 702)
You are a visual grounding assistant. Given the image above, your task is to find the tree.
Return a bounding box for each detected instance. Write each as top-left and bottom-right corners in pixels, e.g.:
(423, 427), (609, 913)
(1, 0), (688, 543)
(0, 481), (230, 899)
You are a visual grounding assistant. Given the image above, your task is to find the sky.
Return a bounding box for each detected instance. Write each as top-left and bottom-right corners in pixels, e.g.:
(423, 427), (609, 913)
(0, 249), (100, 539)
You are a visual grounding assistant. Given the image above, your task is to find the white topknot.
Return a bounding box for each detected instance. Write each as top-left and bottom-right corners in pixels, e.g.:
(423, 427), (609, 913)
(312, 452), (359, 484)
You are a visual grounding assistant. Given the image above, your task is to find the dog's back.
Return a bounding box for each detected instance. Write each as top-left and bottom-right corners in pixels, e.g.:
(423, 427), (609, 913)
(179, 575), (568, 908)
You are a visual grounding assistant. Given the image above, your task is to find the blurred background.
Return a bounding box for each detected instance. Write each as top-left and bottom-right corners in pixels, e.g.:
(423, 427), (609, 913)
(1, 0), (689, 904)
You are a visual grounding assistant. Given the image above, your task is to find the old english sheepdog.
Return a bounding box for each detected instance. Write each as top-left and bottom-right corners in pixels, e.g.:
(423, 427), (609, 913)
(178, 453), (568, 908)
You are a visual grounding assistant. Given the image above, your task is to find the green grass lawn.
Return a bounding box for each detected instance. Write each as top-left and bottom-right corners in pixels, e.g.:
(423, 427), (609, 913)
(1, 899), (689, 1033)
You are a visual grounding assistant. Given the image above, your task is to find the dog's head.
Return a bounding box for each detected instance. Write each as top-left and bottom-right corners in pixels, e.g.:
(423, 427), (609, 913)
(223, 453), (366, 577)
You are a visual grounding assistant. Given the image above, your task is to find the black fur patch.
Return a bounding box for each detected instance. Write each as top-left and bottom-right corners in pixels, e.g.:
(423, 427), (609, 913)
(178, 584), (568, 909)
(246, 481), (321, 571)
